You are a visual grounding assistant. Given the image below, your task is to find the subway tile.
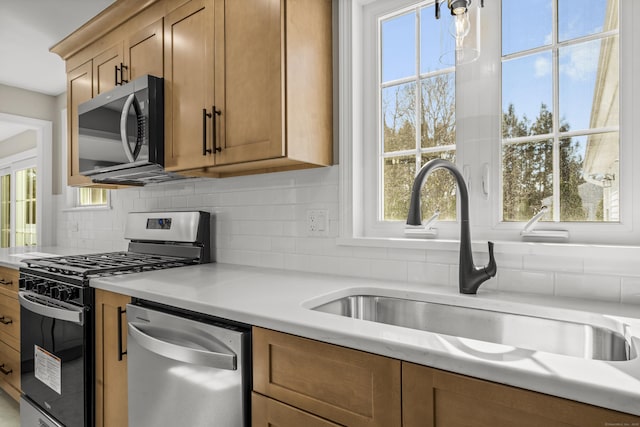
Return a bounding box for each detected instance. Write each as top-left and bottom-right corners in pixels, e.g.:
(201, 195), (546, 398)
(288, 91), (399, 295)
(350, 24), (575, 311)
(497, 269), (554, 295)
(523, 255), (583, 273)
(583, 258), (640, 277)
(621, 277), (640, 305)
(408, 262), (449, 286)
(370, 259), (408, 282)
(555, 273), (621, 302)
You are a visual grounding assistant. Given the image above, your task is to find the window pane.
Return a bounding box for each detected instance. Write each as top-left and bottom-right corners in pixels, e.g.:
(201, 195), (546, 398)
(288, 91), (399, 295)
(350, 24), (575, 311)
(420, 5), (452, 74)
(559, 36), (619, 132)
(0, 175), (9, 249)
(383, 155), (415, 221)
(79, 188), (108, 206)
(502, 51), (553, 136)
(502, 0), (552, 55)
(15, 168), (36, 247)
(561, 133), (619, 222)
(421, 73), (455, 148)
(502, 140), (553, 221)
(382, 82), (416, 152)
(381, 12), (416, 82)
(420, 151), (457, 221)
(559, 0), (618, 42)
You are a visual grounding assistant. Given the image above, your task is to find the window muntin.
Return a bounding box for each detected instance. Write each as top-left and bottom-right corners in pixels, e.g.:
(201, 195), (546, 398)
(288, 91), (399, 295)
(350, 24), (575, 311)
(15, 167), (36, 247)
(501, 0), (619, 223)
(380, 3), (456, 222)
(0, 174), (9, 248)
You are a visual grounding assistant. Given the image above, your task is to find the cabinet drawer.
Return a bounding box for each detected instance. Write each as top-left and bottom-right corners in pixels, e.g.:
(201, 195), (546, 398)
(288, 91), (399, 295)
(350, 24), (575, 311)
(252, 392), (341, 427)
(0, 266), (18, 297)
(252, 327), (401, 427)
(0, 339), (20, 393)
(0, 296), (19, 349)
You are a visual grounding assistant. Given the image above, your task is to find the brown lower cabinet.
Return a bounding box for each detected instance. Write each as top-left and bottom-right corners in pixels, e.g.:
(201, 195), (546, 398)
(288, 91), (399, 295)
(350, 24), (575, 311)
(0, 266), (20, 402)
(94, 289), (131, 427)
(252, 327), (640, 427)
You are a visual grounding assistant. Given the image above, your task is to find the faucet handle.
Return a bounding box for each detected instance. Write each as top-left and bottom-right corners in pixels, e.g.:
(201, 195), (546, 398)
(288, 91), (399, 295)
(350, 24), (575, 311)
(484, 241), (497, 278)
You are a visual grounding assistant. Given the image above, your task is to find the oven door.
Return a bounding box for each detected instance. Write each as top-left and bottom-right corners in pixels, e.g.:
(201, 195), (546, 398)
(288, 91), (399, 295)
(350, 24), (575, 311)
(19, 291), (89, 427)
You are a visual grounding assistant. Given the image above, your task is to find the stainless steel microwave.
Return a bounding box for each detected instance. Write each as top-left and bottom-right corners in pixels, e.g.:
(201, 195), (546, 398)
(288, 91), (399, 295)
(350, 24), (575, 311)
(78, 75), (183, 185)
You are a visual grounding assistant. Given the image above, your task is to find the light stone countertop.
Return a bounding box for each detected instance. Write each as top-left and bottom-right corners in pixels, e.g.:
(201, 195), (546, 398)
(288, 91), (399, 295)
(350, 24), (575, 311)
(90, 262), (640, 416)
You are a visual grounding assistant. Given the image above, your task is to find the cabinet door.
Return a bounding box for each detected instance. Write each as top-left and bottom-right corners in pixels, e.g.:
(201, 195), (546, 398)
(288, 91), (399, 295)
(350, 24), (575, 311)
(164, 0), (218, 171)
(0, 266), (18, 298)
(67, 61), (94, 187)
(402, 362), (640, 427)
(215, 0), (284, 166)
(252, 392), (342, 427)
(253, 327), (401, 427)
(0, 339), (20, 402)
(95, 289), (131, 427)
(126, 18), (164, 80)
(93, 44), (124, 95)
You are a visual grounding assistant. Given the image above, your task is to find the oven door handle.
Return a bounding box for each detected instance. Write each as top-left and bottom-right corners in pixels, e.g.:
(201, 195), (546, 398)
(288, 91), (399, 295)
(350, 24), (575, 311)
(18, 292), (84, 326)
(128, 322), (237, 370)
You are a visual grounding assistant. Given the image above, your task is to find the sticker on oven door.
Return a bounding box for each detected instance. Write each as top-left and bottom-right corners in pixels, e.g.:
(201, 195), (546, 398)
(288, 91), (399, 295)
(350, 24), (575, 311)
(34, 345), (62, 394)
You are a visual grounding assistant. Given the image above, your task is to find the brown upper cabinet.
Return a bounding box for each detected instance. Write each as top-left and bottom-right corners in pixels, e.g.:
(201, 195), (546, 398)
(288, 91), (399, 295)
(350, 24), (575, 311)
(52, 0), (333, 187)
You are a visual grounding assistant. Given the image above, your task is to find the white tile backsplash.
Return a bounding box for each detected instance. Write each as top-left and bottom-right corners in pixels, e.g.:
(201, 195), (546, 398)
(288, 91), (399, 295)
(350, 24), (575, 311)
(54, 165), (640, 304)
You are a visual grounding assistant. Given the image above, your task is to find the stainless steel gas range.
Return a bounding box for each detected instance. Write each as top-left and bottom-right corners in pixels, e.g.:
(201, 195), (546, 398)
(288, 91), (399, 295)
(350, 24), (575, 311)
(18, 211), (211, 427)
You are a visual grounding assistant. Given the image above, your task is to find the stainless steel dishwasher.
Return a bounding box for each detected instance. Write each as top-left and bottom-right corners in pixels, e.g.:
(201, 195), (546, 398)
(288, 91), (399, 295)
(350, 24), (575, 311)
(126, 302), (251, 427)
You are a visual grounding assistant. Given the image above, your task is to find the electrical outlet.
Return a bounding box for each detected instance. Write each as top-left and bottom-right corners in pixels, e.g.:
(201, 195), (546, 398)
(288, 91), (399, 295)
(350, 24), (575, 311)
(307, 209), (329, 236)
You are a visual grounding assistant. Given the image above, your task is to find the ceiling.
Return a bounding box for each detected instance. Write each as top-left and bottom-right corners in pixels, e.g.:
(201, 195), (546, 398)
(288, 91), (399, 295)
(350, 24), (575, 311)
(0, 0), (115, 142)
(0, 0), (116, 97)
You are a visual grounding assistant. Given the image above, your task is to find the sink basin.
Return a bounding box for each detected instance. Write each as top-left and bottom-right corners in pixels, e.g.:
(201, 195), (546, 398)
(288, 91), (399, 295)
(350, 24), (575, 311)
(311, 295), (635, 361)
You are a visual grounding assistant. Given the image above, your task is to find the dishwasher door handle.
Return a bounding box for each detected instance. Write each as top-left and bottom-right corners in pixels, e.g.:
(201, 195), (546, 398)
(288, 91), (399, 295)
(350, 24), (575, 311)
(128, 322), (237, 370)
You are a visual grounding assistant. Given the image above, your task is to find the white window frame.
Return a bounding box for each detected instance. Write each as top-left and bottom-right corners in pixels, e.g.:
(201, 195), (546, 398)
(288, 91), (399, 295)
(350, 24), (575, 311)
(339, 0), (640, 247)
(0, 149), (37, 247)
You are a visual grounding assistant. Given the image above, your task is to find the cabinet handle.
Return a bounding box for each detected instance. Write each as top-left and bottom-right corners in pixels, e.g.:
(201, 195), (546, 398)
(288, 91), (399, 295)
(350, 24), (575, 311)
(202, 108), (213, 155)
(0, 316), (12, 325)
(0, 364), (12, 375)
(114, 64), (119, 86)
(115, 63), (128, 86)
(212, 106), (222, 153)
(0, 279), (12, 286)
(117, 306), (127, 361)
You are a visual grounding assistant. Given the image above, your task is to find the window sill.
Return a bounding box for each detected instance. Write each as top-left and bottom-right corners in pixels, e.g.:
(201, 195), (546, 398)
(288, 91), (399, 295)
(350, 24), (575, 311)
(61, 205), (112, 213)
(336, 235), (640, 260)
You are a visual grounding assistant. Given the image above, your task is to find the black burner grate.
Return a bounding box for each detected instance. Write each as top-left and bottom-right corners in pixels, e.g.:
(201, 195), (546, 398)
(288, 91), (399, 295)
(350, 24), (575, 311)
(25, 252), (198, 277)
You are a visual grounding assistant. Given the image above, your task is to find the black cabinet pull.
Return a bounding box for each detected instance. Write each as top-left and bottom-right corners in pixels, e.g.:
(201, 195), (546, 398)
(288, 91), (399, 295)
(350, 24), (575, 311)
(212, 106), (222, 153)
(117, 306), (127, 361)
(0, 316), (12, 325)
(0, 364), (12, 375)
(115, 63), (128, 86)
(0, 279), (12, 286)
(203, 109), (213, 155)
(114, 64), (119, 86)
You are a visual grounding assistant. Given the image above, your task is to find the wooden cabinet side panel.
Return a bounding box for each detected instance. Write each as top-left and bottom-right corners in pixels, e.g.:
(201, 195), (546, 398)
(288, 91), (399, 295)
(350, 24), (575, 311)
(164, 0), (215, 171)
(252, 392), (342, 427)
(67, 61), (94, 187)
(285, 0), (333, 165)
(126, 18), (164, 80)
(95, 290), (131, 427)
(253, 327), (401, 427)
(217, 0), (283, 166)
(403, 362), (640, 427)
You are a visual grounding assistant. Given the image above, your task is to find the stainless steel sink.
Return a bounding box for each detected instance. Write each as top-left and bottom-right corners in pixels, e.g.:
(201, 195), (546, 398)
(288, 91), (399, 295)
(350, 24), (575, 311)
(311, 295), (635, 361)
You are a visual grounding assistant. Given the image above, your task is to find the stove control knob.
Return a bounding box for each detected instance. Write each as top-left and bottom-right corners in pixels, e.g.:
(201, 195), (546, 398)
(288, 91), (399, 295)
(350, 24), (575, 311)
(59, 288), (70, 301)
(36, 283), (49, 295)
(50, 287), (60, 299)
(24, 279), (36, 291)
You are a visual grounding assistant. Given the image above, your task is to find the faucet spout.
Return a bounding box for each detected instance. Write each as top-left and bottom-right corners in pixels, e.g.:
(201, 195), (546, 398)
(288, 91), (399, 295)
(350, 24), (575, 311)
(406, 159), (496, 294)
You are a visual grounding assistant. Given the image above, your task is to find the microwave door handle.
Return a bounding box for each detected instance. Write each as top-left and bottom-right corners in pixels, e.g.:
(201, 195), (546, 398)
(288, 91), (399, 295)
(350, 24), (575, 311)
(120, 93), (137, 163)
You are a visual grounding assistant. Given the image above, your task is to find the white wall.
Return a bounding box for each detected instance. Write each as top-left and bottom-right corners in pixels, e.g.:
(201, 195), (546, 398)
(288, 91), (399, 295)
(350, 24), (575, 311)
(54, 165), (640, 305)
